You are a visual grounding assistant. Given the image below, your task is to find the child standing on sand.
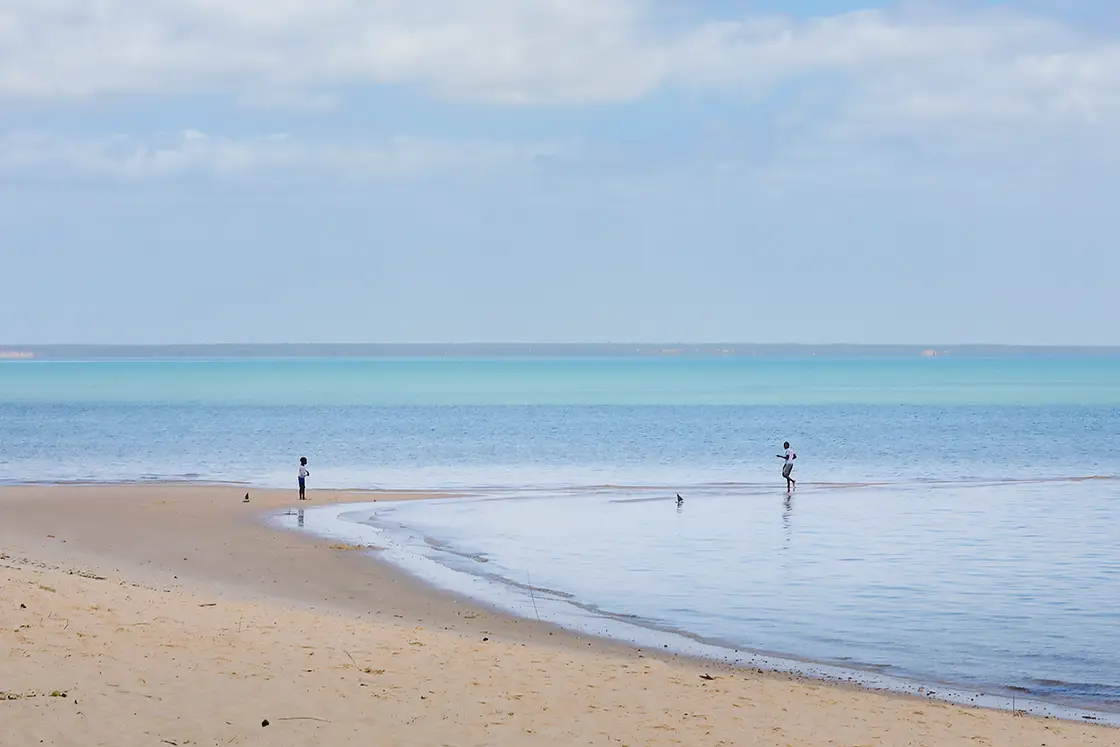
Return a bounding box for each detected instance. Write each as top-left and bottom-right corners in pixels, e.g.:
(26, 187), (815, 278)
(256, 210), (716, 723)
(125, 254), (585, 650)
(778, 441), (796, 492)
(298, 457), (310, 500)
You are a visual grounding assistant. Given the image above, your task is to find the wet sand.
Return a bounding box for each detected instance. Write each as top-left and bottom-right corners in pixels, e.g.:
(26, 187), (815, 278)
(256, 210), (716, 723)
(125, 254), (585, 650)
(1, 485), (1116, 746)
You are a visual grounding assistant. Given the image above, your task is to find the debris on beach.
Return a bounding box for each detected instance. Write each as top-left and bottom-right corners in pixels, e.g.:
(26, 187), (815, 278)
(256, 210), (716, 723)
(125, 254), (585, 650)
(2, 691), (36, 700)
(328, 543), (382, 552)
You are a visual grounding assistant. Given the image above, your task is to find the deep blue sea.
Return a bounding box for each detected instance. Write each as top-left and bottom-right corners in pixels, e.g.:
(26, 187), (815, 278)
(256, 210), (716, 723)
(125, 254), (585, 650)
(3, 356), (1119, 719)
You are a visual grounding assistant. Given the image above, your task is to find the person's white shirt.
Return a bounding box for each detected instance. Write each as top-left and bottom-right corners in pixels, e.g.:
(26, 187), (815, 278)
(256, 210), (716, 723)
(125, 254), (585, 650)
(299, 466), (309, 479)
(785, 447), (795, 464)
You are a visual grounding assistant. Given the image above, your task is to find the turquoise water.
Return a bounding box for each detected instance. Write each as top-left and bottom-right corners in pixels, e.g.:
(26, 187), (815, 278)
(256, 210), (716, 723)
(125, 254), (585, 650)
(3, 356), (1120, 717)
(4, 357), (1120, 406)
(2, 357), (1119, 487)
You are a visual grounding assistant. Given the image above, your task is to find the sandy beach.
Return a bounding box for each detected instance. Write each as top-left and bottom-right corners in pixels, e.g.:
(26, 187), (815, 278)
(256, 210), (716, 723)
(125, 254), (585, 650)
(1, 486), (1116, 746)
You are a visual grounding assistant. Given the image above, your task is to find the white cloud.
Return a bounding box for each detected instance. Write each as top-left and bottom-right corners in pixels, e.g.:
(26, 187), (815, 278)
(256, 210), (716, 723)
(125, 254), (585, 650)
(1, 0), (1120, 192)
(0, 1), (1118, 129)
(678, 9), (1120, 130)
(0, 130), (561, 181)
(0, 0), (668, 105)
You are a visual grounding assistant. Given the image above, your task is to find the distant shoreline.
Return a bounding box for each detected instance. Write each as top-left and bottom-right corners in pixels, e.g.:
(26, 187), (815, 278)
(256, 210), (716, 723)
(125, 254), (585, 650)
(3, 343), (1120, 360)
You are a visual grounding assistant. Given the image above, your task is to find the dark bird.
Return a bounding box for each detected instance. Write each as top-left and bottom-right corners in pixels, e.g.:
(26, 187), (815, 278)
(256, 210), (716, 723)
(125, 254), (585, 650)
(676, 493), (684, 507)
(243, 492), (250, 503)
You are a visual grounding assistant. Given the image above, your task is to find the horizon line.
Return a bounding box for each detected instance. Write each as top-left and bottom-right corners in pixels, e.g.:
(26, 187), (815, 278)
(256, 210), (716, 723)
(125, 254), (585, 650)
(4, 342), (1120, 360)
(4, 341), (1120, 347)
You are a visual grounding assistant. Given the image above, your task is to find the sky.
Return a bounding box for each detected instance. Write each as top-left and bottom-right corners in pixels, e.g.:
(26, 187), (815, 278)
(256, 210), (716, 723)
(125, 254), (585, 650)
(2, 0), (1119, 345)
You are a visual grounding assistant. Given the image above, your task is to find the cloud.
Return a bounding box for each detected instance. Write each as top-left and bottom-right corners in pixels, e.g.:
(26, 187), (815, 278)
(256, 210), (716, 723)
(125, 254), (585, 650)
(2, 1), (1119, 192)
(0, 0), (667, 105)
(0, 1), (1118, 129)
(680, 9), (1120, 131)
(0, 130), (561, 181)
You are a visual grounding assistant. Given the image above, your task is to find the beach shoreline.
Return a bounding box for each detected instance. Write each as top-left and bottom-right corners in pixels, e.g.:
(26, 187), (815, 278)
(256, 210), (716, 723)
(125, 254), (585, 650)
(277, 488), (1120, 724)
(1, 484), (1117, 746)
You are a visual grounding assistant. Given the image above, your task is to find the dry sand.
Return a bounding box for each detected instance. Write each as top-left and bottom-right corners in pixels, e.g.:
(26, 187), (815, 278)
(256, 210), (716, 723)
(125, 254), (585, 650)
(0, 486), (1116, 746)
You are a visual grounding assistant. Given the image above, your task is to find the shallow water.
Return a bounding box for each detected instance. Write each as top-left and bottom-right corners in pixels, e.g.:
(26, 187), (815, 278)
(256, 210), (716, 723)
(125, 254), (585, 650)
(282, 477), (1120, 721)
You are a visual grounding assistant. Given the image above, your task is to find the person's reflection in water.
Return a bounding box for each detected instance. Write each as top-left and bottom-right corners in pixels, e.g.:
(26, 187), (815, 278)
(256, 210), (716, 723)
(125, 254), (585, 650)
(782, 495), (793, 553)
(297, 508), (305, 528)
